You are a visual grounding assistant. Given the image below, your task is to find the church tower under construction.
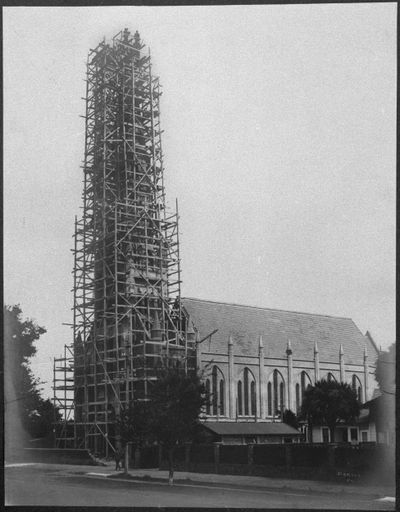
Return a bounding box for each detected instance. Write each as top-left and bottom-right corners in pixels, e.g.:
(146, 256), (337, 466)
(53, 29), (195, 455)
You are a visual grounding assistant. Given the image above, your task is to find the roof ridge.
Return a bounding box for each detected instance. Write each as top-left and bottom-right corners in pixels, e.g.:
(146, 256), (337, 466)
(181, 296), (352, 321)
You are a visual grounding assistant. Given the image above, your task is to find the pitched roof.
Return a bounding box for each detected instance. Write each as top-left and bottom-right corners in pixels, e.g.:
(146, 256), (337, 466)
(202, 421), (302, 436)
(182, 298), (378, 366)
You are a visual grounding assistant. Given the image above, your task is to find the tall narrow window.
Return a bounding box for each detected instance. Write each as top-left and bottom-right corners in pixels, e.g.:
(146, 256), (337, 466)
(300, 371), (306, 397)
(279, 381), (285, 412)
(212, 366), (218, 415)
(267, 382), (272, 416)
(238, 381), (243, 415)
(250, 381), (256, 416)
(273, 370), (278, 415)
(270, 370), (285, 416)
(205, 379), (211, 415)
(295, 383), (300, 412)
(300, 371), (311, 403)
(219, 379), (225, 415)
(352, 374), (357, 392)
(244, 368), (249, 415)
(352, 374), (363, 402)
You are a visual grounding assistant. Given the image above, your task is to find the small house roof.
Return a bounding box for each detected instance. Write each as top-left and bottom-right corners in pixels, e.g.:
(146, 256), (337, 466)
(202, 421), (302, 436)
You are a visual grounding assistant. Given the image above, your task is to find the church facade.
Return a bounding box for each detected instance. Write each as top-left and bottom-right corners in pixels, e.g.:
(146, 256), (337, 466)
(182, 298), (379, 428)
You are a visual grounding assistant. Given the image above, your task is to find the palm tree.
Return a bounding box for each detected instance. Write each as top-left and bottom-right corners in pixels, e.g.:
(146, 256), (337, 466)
(301, 379), (360, 443)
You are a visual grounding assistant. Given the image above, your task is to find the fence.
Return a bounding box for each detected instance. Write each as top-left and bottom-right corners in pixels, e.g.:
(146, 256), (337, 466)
(23, 448), (97, 465)
(155, 443), (394, 483)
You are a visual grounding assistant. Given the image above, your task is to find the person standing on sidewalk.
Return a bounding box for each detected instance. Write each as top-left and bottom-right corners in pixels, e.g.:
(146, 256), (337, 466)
(114, 448), (122, 471)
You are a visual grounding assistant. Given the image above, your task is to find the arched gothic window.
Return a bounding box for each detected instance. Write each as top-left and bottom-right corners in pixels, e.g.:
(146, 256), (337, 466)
(244, 368), (249, 415)
(267, 382), (272, 416)
(279, 382), (285, 411)
(209, 366), (225, 416)
(273, 370), (279, 414)
(295, 383), (300, 412)
(300, 371), (312, 404)
(238, 381), (243, 415)
(205, 379), (211, 415)
(268, 369), (286, 417)
(212, 366), (218, 415)
(250, 381), (256, 416)
(237, 367), (256, 416)
(327, 372), (336, 383)
(352, 374), (363, 402)
(219, 379), (225, 415)
(301, 372), (305, 400)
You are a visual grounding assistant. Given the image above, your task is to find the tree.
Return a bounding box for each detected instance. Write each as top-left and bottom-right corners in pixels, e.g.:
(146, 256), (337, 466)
(282, 409), (299, 430)
(28, 398), (62, 439)
(4, 305), (60, 447)
(115, 399), (153, 473)
(121, 358), (209, 484)
(117, 400), (153, 448)
(300, 379), (360, 443)
(149, 362), (208, 484)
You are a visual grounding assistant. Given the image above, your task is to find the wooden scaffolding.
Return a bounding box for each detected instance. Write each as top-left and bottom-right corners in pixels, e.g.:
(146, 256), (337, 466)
(53, 29), (195, 456)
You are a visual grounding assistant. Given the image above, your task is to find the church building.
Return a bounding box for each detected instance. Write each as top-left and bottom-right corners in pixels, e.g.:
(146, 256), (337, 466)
(182, 298), (379, 441)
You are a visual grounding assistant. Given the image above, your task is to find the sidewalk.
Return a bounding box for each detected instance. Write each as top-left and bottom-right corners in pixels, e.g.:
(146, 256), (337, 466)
(81, 461), (395, 499)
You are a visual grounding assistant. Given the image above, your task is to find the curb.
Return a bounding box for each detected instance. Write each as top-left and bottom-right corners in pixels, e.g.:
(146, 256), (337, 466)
(102, 472), (386, 500)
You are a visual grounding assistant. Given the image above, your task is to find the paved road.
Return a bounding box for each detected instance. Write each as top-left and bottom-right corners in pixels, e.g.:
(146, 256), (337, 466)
(5, 463), (395, 509)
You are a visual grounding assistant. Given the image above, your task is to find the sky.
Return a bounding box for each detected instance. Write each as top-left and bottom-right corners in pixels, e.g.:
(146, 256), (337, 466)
(4, 4), (396, 399)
